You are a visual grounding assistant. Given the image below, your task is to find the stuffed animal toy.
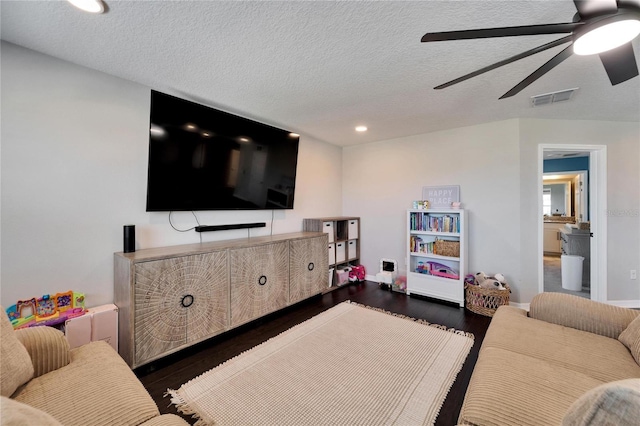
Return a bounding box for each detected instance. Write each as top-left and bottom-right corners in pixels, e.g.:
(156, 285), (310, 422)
(474, 271), (489, 285)
(494, 273), (507, 285)
(478, 278), (506, 290)
(494, 273), (511, 292)
(474, 271), (508, 291)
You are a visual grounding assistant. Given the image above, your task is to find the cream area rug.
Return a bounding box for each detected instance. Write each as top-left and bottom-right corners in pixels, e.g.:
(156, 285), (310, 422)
(168, 301), (474, 426)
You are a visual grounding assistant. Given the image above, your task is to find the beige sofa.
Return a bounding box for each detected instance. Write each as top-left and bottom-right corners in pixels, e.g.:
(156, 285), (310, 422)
(0, 309), (188, 426)
(458, 292), (640, 425)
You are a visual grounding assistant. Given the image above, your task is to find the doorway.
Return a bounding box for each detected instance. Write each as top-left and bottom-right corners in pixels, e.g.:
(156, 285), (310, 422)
(543, 170), (590, 298)
(538, 145), (608, 302)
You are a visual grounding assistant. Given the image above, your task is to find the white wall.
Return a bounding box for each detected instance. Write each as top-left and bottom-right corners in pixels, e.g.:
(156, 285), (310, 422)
(344, 118), (640, 304)
(519, 118), (640, 302)
(0, 42), (343, 308)
(342, 120), (524, 300)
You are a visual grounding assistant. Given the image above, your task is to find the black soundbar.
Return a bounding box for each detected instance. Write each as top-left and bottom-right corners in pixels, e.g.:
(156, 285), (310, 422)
(195, 222), (266, 233)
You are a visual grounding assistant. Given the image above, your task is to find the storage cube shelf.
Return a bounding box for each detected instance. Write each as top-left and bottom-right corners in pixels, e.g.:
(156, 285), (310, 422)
(406, 209), (466, 307)
(303, 216), (361, 290)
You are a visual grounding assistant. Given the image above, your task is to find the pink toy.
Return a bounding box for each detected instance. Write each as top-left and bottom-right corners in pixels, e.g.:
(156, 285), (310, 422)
(349, 265), (366, 282)
(427, 262), (459, 280)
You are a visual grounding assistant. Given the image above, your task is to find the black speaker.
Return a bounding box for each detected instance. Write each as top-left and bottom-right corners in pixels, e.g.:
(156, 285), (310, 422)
(123, 225), (135, 253)
(195, 222), (266, 232)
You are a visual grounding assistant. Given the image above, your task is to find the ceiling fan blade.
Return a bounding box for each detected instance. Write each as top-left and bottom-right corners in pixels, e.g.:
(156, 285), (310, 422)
(499, 44), (574, 99)
(421, 22), (582, 42)
(573, 0), (618, 19)
(599, 42), (639, 85)
(435, 36), (573, 90)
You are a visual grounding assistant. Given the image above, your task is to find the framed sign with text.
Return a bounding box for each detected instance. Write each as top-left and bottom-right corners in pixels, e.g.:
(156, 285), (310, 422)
(422, 185), (460, 209)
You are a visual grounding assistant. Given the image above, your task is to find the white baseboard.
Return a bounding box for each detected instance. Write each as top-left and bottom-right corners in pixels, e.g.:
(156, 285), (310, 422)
(607, 300), (640, 309)
(364, 281), (639, 310)
(508, 302), (530, 311)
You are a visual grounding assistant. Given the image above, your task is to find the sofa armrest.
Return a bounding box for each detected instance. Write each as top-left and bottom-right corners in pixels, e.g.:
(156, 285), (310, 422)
(15, 326), (70, 378)
(529, 292), (639, 339)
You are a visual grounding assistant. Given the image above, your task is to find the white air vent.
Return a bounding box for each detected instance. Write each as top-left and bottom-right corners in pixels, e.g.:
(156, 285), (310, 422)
(530, 88), (579, 107)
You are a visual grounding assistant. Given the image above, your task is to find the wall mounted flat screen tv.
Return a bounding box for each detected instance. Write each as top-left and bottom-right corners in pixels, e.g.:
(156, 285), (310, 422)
(146, 90), (300, 211)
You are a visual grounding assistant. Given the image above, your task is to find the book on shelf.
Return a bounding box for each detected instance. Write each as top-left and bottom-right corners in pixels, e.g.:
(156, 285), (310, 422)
(409, 236), (435, 254)
(409, 212), (460, 233)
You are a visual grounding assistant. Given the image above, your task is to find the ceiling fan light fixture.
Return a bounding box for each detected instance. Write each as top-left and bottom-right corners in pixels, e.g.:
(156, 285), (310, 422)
(67, 0), (105, 14)
(573, 19), (640, 55)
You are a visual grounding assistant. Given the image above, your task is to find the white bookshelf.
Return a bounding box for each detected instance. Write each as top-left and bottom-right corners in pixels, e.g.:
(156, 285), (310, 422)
(406, 209), (466, 307)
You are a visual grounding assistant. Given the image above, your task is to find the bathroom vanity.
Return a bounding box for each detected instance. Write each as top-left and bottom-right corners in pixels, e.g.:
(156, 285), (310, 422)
(543, 217), (575, 255)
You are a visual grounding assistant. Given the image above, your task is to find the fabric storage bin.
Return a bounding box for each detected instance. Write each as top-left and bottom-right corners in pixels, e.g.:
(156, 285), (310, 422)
(335, 242), (346, 263)
(323, 221), (334, 243)
(348, 220), (359, 239)
(328, 243), (336, 265)
(348, 240), (357, 259)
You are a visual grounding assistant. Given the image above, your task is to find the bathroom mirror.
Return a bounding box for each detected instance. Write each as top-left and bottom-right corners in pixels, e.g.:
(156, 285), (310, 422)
(543, 180), (571, 216)
(542, 173), (575, 217)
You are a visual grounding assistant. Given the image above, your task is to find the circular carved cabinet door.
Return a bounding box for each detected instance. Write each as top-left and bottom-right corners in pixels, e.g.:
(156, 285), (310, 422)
(230, 242), (289, 327)
(289, 236), (328, 303)
(133, 251), (229, 366)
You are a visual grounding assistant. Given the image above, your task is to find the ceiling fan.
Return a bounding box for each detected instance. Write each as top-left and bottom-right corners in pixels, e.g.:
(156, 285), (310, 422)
(421, 0), (640, 99)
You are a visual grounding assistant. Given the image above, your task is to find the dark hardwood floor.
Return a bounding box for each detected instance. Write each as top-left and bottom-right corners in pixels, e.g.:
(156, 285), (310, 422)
(136, 281), (493, 425)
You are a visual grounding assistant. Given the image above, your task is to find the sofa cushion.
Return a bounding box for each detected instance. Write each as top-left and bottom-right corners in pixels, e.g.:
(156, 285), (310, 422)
(13, 341), (160, 426)
(618, 315), (640, 365)
(1, 396), (62, 426)
(562, 379), (640, 426)
(0, 309), (34, 397)
(481, 306), (640, 383)
(15, 325), (70, 377)
(459, 347), (605, 426)
(529, 292), (639, 339)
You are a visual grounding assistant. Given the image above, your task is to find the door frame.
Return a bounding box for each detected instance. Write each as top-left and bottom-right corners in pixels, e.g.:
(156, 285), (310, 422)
(537, 144), (607, 302)
(573, 171), (589, 223)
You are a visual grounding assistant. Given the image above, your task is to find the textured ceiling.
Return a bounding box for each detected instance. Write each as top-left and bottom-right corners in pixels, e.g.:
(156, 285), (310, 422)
(2, 0), (639, 146)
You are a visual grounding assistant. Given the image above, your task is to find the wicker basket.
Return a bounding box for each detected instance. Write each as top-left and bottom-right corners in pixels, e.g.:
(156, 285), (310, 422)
(464, 283), (510, 317)
(434, 239), (460, 257)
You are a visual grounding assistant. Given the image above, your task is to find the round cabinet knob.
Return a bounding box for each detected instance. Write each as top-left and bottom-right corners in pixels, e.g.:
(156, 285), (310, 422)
(308, 262), (315, 271)
(258, 275), (267, 286)
(181, 294), (194, 308)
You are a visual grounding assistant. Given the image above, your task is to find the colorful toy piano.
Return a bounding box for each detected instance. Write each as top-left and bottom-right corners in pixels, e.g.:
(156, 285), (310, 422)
(5, 291), (86, 329)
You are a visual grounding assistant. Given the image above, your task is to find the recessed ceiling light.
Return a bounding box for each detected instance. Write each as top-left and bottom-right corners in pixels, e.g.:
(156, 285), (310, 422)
(355, 126), (368, 132)
(67, 0), (105, 14)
